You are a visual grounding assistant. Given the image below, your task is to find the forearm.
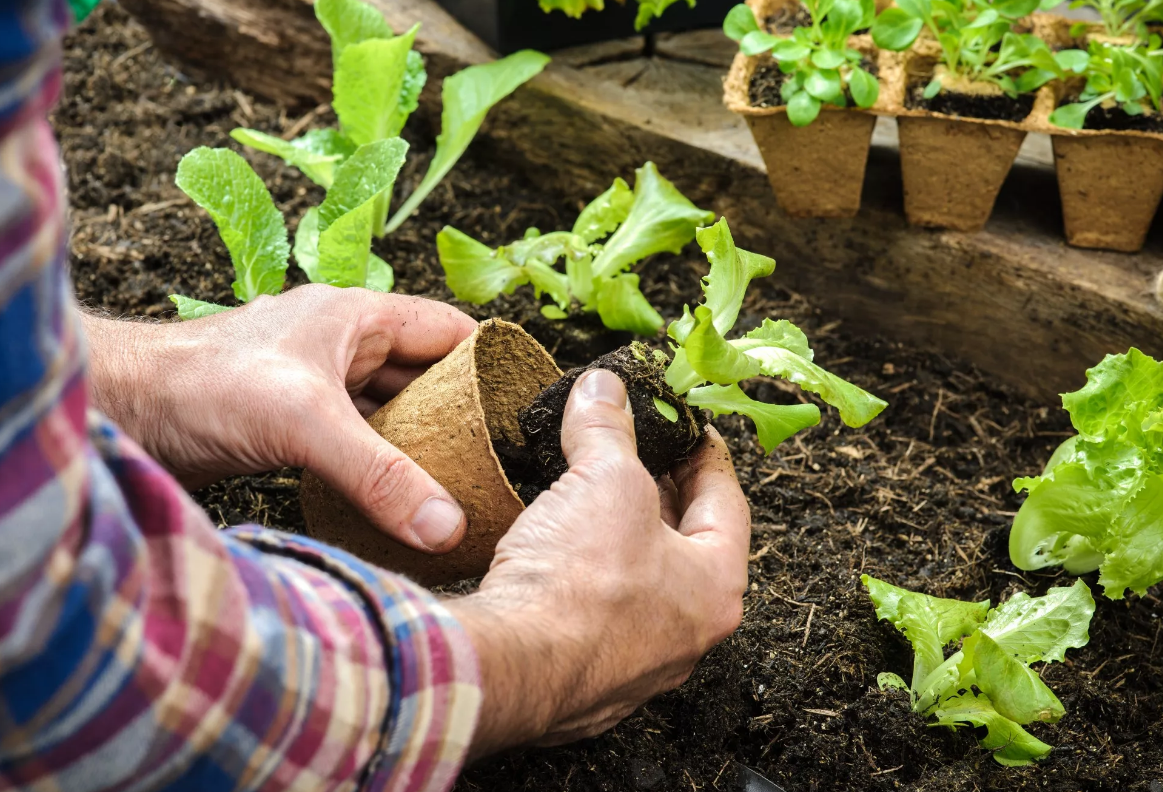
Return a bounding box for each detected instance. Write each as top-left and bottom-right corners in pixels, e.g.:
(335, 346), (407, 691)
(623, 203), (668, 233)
(82, 313), (170, 445)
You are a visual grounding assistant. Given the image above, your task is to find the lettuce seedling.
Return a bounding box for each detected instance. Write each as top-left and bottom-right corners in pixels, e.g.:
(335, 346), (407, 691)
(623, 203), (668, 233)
(539, 0), (696, 30)
(873, 0), (1086, 99)
(725, 0), (880, 126)
(1065, 0), (1163, 41)
(1049, 39), (1163, 129)
(232, 0), (548, 285)
(659, 218), (886, 452)
(863, 575), (1095, 766)
(437, 162), (715, 336)
(1009, 349), (1163, 599)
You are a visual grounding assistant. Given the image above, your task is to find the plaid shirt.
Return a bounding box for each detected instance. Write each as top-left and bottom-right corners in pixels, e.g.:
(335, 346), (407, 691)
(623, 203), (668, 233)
(0, 3), (481, 790)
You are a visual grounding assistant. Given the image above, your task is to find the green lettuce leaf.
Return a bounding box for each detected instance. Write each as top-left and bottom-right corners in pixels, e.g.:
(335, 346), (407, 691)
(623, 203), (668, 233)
(931, 692), (1053, 766)
(684, 305), (761, 385)
(964, 632), (1064, 725)
(175, 147), (289, 303)
(293, 206), (322, 282)
(366, 253), (395, 293)
(977, 579), (1095, 665)
(595, 273), (664, 336)
(230, 128), (356, 189)
(635, 0), (695, 30)
(316, 0), (394, 67)
(724, 4), (760, 41)
(1063, 348), (1163, 446)
(668, 218), (775, 345)
(573, 177), (634, 244)
(686, 384), (821, 454)
(589, 162), (715, 281)
(318, 137), (409, 234)
(539, 0), (605, 17)
(1096, 473), (1163, 598)
(169, 295), (231, 320)
(386, 50), (550, 234)
(436, 226), (527, 303)
(333, 25), (421, 147)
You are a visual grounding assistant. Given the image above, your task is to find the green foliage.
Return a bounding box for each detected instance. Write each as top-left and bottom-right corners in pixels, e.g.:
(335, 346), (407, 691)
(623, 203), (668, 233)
(863, 576), (1095, 766)
(664, 218), (888, 453)
(168, 147), (289, 314)
(174, 0), (547, 317)
(539, 0), (697, 30)
(1009, 348), (1163, 599)
(1049, 39), (1163, 129)
(1066, 0), (1163, 40)
(871, 0), (1087, 98)
(725, 0), (880, 126)
(436, 162), (713, 336)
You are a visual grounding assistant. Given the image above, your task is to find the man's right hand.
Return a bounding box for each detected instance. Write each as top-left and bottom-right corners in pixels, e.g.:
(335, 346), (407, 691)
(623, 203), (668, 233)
(447, 369), (751, 757)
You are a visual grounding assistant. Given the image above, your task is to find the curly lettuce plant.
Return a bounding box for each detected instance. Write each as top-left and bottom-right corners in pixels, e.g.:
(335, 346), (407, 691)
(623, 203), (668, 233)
(864, 576), (1095, 766)
(169, 0), (548, 319)
(1049, 39), (1163, 128)
(1010, 349), (1163, 599)
(539, 0), (696, 30)
(436, 163), (713, 336)
(725, 0), (880, 126)
(659, 218), (887, 452)
(872, 0), (1086, 100)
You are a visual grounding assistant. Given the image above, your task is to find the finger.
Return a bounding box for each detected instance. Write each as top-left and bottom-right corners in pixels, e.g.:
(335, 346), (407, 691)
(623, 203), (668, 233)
(559, 370), (638, 469)
(672, 427), (751, 555)
(360, 293), (478, 366)
(359, 363), (433, 402)
(305, 401), (467, 553)
(658, 475), (680, 529)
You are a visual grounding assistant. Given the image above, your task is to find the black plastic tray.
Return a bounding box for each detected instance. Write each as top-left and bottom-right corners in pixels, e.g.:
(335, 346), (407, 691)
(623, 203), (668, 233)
(437, 0), (733, 53)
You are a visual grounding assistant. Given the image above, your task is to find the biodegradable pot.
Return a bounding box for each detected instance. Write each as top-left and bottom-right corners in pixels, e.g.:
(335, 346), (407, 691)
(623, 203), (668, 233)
(897, 115), (1027, 232)
(1052, 134), (1163, 252)
(300, 319), (563, 586)
(724, 52), (879, 219)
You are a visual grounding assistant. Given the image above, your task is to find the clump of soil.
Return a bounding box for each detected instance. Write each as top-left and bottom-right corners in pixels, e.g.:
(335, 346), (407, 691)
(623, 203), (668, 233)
(750, 60), (879, 109)
(907, 82), (1036, 122)
(58, 8), (1163, 792)
(764, 3), (813, 33)
(1064, 98), (1163, 133)
(503, 343), (704, 504)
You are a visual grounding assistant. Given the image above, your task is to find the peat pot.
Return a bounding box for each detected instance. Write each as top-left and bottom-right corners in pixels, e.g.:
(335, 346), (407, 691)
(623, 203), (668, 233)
(1050, 131), (1163, 253)
(725, 51), (878, 218)
(300, 319), (562, 586)
(436, 0), (733, 54)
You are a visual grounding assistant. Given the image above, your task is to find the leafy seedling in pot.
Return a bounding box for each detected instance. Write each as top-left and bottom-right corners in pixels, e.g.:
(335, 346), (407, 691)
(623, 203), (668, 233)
(1009, 348), (1163, 598)
(437, 162), (714, 336)
(1049, 39), (1163, 128)
(169, 0), (548, 318)
(863, 575), (1095, 766)
(505, 218), (888, 502)
(724, 0), (880, 126)
(539, 0), (697, 30)
(872, 0), (1087, 101)
(1064, 0), (1163, 41)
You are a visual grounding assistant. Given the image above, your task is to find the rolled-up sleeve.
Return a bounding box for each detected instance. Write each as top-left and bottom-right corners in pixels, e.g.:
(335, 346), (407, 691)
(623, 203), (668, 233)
(0, 3), (480, 790)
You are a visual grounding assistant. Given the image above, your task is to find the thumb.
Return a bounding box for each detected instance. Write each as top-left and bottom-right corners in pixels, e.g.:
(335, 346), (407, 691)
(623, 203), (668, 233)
(560, 369), (639, 469)
(305, 402), (467, 553)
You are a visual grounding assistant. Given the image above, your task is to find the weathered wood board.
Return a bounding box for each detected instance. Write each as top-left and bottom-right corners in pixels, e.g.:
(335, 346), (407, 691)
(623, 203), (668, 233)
(121, 0), (1163, 401)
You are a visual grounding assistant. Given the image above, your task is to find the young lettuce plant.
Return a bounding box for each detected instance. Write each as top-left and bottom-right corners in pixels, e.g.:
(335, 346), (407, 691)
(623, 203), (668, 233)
(1065, 0), (1163, 40)
(231, 0), (548, 287)
(872, 0), (1087, 100)
(724, 0), (880, 126)
(436, 162), (714, 336)
(539, 0), (696, 30)
(660, 218), (887, 452)
(1010, 348), (1163, 599)
(1049, 39), (1163, 129)
(863, 576), (1095, 766)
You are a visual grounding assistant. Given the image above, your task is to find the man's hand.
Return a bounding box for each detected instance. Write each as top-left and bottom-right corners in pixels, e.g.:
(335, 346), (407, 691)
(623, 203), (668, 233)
(447, 369), (751, 757)
(84, 284), (477, 553)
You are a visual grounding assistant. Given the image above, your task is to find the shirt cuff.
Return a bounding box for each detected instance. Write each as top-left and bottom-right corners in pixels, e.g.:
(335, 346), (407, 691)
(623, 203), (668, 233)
(227, 526), (482, 792)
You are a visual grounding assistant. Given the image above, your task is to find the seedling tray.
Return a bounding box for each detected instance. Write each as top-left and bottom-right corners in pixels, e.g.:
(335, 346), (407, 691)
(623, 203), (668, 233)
(436, 0), (733, 53)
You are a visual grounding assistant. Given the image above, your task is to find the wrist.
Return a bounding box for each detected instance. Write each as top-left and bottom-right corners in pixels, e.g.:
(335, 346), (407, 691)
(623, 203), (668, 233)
(446, 590), (582, 759)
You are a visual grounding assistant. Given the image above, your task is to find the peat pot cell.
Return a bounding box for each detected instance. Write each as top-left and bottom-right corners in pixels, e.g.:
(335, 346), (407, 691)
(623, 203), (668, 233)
(300, 319), (562, 586)
(897, 71), (1031, 232)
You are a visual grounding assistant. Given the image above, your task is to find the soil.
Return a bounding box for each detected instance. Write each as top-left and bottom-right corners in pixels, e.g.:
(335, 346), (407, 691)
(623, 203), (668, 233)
(507, 344), (704, 504)
(764, 4), (814, 33)
(907, 82), (1036, 122)
(57, 7), (1163, 792)
(1068, 99), (1163, 134)
(750, 59), (879, 109)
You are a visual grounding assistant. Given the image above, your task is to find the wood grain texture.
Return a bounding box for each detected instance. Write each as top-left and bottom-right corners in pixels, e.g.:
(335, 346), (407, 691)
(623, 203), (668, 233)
(121, 0), (1163, 401)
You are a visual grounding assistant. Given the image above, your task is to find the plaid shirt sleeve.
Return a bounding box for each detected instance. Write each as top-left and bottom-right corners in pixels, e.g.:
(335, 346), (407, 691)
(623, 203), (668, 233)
(0, 3), (482, 791)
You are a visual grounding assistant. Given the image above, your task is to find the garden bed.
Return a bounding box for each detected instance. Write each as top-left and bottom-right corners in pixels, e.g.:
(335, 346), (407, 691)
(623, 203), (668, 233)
(59, 9), (1162, 792)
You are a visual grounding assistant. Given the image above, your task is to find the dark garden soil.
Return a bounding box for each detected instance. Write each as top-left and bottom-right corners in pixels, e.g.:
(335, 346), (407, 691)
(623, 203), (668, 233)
(1071, 100), (1163, 134)
(906, 82), (1036, 122)
(59, 7), (1163, 792)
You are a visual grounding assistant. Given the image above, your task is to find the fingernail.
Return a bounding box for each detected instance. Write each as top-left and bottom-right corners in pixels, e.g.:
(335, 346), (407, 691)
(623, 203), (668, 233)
(580, 369), (628, 409)
(410, 497), (464, 550)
